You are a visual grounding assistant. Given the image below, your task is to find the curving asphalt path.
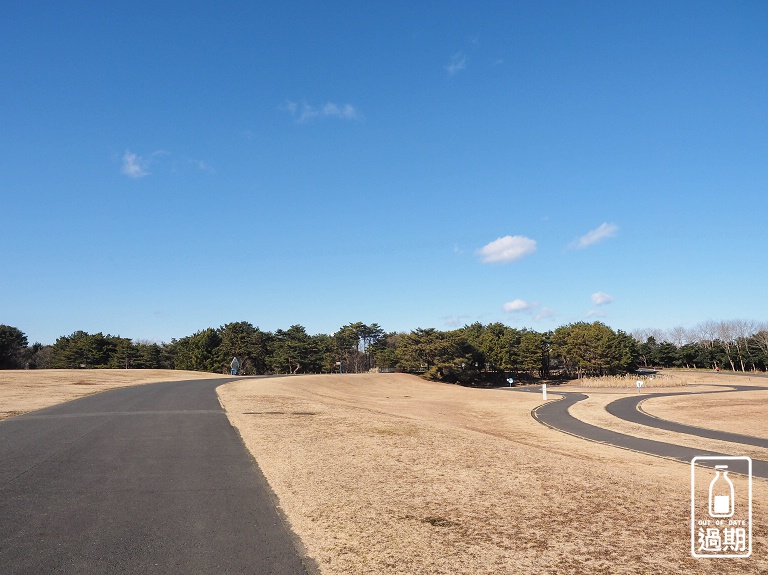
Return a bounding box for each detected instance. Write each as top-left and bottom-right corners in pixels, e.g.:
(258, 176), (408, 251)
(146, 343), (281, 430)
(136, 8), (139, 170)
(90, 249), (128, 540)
(606, 385), (768, 449)
(0, 378), (312, 575)
(510, 384), (768, 479)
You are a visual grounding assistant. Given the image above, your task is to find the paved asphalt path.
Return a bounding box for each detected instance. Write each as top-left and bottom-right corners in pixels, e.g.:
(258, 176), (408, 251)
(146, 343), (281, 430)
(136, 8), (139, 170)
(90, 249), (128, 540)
(0, 378), (312, 575)
(508, 385), (768, 479)
(606, 385), (768, 449)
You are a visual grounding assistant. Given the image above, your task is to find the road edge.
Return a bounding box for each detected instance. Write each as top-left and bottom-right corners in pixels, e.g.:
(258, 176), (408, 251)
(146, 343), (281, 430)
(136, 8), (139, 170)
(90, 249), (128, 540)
(216, 381), (322, 575)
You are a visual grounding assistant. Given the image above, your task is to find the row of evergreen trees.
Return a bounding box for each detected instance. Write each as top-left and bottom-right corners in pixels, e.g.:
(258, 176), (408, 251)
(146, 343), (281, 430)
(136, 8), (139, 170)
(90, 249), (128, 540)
(2, 319), (767, 384)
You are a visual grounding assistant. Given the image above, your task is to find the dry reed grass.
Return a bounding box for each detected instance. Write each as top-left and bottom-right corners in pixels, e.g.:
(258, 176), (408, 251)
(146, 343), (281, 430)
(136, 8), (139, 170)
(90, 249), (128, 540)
(570, 373), (687, 388)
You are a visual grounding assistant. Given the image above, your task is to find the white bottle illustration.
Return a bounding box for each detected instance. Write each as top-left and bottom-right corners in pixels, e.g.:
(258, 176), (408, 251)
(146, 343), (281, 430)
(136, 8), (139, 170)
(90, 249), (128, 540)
(709, 465), (735, 518)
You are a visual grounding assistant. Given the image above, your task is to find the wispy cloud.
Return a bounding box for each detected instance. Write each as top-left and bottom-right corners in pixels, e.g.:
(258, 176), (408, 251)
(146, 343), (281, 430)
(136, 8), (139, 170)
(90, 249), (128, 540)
(121, 151), (151, 178)
(534, 307), (556, 321)
(445, 51), (467, 76)
(572, 223), (618, 249)
(503, 299), (556, 322)
(503, 299), (530, 312)
(591, 291), (614, 305)
(284, 101), (361, 123)
(120, 150), (210, 178)
(444, 314), (470, 328)
(477, 235), (536, 264)
(189, 159), (215, 174)
(323, 102), (359, 119)
(585, 292), (614, 319)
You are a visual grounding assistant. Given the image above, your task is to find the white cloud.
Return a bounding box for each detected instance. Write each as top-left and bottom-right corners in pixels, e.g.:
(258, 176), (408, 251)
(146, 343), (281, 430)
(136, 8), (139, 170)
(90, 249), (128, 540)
(120, 150), (210, 178)
(295, 102), (319, 123)
(591, 291), (614, 305)
(189, 159), (215, 174)
(503, 299), (530, 313)
(285, 100), (361, 123)
(445, 51), (467, 76)
(535, 307), (556, 321)
(443, 315), (469, 327)
(477, 235), (537, 263)
(504, 299), (531, 313)
(572, 222), (618, 249)
(121, 151), (150, 178)
(323, 102), (359, 120)
(586, 310), (606, 318)
(502, 300), (556, 322)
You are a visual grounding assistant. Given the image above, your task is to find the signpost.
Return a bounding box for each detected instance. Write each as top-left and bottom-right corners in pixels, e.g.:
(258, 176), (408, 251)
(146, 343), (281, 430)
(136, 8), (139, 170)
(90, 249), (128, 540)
(542, 383), (547, 400)
(636, 380), (644, 394)
(507, 377), (514, 387)
(336, 361), (342, 374)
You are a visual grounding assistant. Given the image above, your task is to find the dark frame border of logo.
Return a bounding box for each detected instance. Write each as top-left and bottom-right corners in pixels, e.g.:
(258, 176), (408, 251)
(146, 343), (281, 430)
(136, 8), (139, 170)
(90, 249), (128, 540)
(691, 455), (752, 559)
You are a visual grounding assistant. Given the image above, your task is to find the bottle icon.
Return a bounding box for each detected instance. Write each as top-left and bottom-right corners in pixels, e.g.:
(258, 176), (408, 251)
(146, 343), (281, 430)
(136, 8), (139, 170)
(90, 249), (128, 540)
(709, 465), (735, 518)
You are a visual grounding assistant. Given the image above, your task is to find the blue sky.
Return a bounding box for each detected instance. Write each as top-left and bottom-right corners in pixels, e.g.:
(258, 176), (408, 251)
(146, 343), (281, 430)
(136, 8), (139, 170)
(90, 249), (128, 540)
(3, 1), (767, 345)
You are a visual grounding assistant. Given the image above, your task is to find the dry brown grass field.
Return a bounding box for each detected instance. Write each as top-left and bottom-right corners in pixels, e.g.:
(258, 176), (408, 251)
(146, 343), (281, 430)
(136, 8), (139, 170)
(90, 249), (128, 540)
(0, 369), (231, 420)
(218, 373), (768, 574)
(567, 389), (768, 462)
(642, 386), (768, 438)
(568, 370), (768, 459)
(3, 369), (764, 572)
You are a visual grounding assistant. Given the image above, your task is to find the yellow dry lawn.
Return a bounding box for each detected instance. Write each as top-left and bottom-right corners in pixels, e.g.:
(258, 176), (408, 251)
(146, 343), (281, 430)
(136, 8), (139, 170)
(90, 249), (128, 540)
(218, 373), (768, 575)
(0, 369), (231, 420)
(567, 389), (768, 462)
(569, 370), (768, 459)
(643, 390), (768, 438)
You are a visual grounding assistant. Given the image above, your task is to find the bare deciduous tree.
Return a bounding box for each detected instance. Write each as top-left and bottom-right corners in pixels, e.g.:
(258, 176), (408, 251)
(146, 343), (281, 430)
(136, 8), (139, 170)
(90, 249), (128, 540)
(667, 325), (691, 348)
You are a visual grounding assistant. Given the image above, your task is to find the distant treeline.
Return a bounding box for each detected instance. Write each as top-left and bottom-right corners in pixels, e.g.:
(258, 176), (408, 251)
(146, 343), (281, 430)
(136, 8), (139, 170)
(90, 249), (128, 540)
(1, 319), (767, 384)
